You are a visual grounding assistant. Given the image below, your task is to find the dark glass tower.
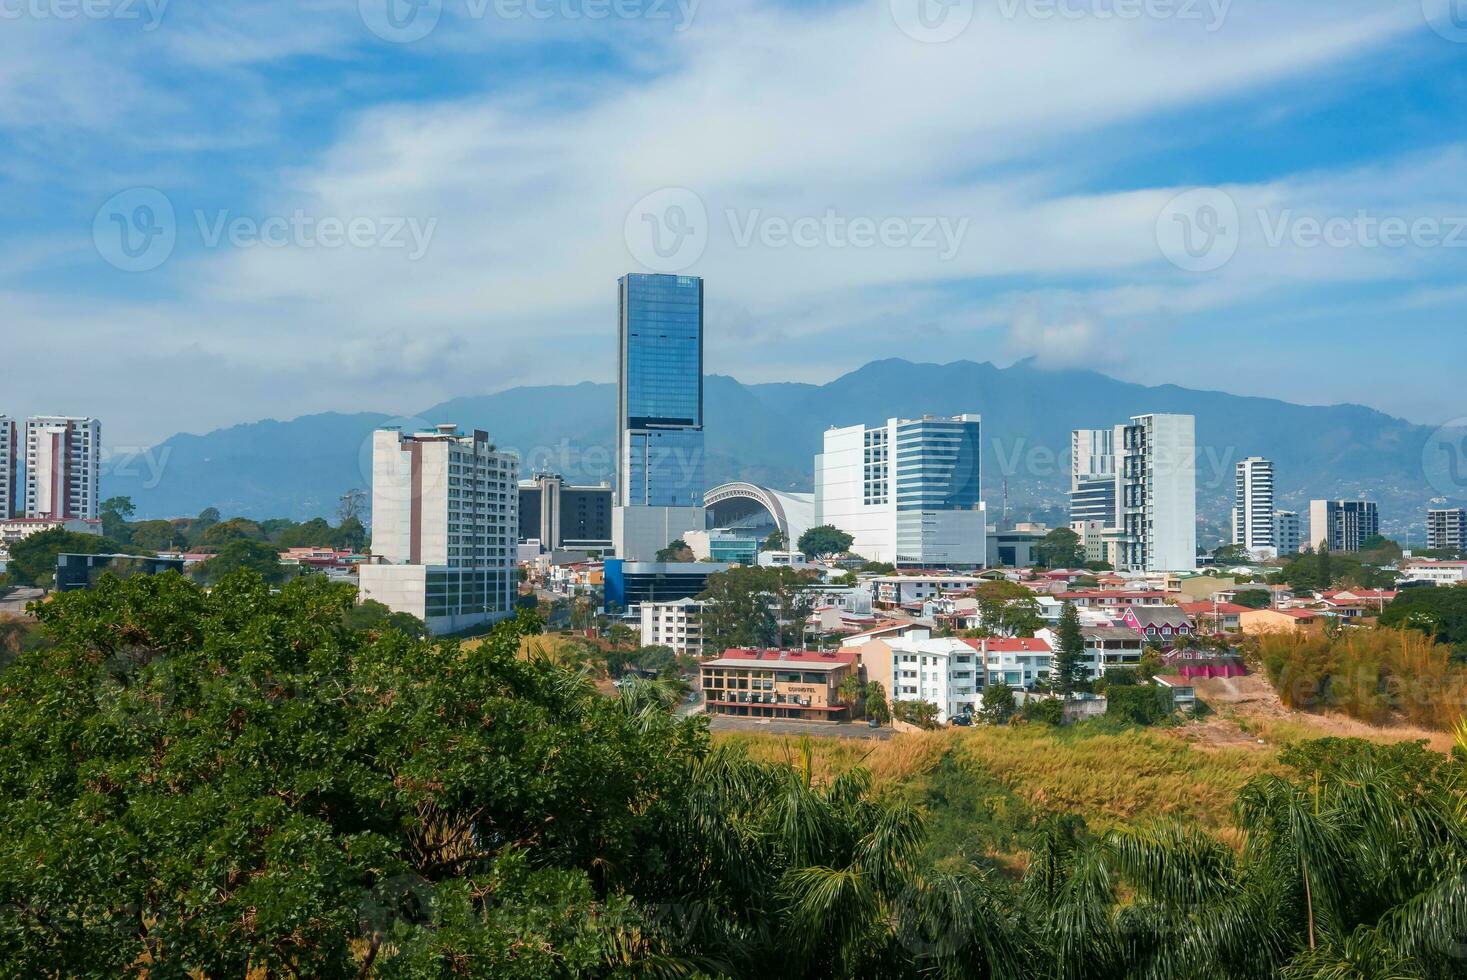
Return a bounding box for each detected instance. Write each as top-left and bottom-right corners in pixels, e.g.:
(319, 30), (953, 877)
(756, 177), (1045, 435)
(616, 274), (705, 508)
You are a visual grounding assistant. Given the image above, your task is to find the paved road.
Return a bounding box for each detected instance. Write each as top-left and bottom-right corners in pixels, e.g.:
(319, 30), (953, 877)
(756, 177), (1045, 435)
(0, 588), (43, 617)
(707, 715), (895, 740)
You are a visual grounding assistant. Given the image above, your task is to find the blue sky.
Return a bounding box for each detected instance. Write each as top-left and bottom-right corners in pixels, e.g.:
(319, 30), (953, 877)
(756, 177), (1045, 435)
(2, 0), (1466, 448)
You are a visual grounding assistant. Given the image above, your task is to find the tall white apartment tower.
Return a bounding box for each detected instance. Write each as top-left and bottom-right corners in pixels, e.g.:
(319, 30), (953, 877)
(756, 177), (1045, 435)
(815, 415), (986, 568)
(24, 416), (101, 520)
(1117, 414), (1197, 572)
(1427, 508), (1467, 553)
(1232, 457), (1276, 557)
(1070, 428), (1118, 526)
(358, 424), (519, 636)
(0, 417), (16, 519)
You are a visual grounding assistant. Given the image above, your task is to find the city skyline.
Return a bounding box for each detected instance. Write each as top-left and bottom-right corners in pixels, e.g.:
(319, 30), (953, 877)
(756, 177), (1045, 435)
(2, 3), (1465, 447)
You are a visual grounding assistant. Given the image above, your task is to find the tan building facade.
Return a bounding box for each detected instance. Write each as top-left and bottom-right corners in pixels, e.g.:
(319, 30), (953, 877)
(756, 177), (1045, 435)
(700, 649), (857, 722)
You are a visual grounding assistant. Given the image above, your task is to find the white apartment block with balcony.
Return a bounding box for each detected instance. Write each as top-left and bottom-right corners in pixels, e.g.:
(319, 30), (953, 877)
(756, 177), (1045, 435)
(815, 416), (986, 568)
(1309, 500), (1379, 553)
(359, 425), (518, 636)
(882, 632), (983, 723)
(1400, 560), (1467, 587)
(1232, 457), (1276, 558)
(24, 416), (101, 520)
(1273, 510), (1302, 556)
(1427, 508), (1467, 553)
(0, 416), (15, 519)
(639, 597), (705, 656)
(1116, 414), (1197, 572)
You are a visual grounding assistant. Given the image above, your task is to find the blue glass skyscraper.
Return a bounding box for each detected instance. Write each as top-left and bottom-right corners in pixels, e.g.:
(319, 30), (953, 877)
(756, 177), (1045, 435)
(613, 273), (708, 560)
(616, 273), (705, 508)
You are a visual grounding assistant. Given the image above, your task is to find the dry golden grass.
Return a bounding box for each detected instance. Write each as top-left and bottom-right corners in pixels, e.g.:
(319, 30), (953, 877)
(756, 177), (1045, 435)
(719, 722), (1283, 838)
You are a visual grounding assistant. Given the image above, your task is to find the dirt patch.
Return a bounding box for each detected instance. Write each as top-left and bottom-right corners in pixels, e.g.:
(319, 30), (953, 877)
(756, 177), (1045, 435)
(1170, 673), (1457, 755)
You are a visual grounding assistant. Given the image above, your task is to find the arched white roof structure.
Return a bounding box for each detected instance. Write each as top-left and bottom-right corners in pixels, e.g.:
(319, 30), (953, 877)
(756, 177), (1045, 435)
(704, 482), (815, 545)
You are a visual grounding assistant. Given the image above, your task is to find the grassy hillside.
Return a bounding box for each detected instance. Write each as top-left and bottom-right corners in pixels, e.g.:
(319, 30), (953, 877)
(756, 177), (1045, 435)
(719, 722), (1289, 872)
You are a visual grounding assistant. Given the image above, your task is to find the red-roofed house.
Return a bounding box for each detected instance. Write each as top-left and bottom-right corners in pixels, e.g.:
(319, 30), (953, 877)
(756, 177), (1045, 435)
(1240, 608), (1328, 636)
(699, 649), (858, 722)
(839, 619), (931, 649)
(1175, 601), (1253, 633)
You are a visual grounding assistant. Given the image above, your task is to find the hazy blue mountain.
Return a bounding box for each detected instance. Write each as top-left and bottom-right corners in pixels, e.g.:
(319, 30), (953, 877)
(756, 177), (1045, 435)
(107, 359), (1445, 534)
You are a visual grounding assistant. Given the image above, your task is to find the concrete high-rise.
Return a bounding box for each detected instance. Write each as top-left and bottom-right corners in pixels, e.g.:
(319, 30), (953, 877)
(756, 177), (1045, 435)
(358, 424), (518, 635)
(1273, 510), (1302, 556)
(0, 417), (15, 519)
(1117, 414), (1197, 572)
(1232, 456), (1276, 557)
(518, 473), (613, 552)
(24, 416), (101, 520)
(815, 415), (986, 567)
(1309, 500), (1379, 553)
(1070, 428), (1118, 525)
(613, 273), (707, 559)
(1427, 507), (1467, 554)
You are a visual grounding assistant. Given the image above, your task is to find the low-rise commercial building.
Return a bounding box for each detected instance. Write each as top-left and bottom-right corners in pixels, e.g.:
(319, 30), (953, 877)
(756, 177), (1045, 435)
(603, 559), (731, 616)
(699, 649), (856, 722)
(1400, 560), (1467, 587)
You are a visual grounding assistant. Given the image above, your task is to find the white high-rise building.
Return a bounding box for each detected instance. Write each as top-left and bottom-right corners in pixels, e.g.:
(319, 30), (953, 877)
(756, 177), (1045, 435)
(1232, 457), (1276, 557)
(815, 415), (986, 567)
(0, 417), (16, 519)
(24, 416), (101, 520)
(358, 425), (519, 636)
(1117, 414), (1197, 572)
(1273, 510), (1302, 556)
(1428, 508), (1467, 554)
(1308, 500), (1380, 553)
(1070, 428), (1117, 525)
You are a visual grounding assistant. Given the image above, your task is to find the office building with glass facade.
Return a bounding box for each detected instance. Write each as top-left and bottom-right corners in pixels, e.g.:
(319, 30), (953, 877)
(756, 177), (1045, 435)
(613, 273), (708, 559)
(815, 415), (987, 567)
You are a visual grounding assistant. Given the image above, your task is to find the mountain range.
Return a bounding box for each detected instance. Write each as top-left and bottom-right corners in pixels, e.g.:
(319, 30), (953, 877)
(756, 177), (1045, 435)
(104, 359), (1448, 537)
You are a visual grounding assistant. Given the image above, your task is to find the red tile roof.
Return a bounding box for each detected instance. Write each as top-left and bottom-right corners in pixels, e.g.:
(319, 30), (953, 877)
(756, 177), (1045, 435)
(716, 649), (858, 665)
(962, 637), (1053, 653)
(1176, 602), (1253, 615)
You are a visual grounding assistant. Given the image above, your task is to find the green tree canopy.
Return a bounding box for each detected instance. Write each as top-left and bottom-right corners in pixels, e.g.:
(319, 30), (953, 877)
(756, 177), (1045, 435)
(1034, 527), (1084, 569)
(698, 565), (818, 653)
(4, 528), (148, 588)
(194, 539), (288, 585)
(797, 524), (854, 559)
(1052, 601), (1089, 696)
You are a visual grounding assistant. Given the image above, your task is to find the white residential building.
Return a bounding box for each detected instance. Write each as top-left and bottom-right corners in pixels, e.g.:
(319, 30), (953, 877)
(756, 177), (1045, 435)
(639, 597), (705, 656)
(0, 416), (15, 519)
(1273, 510), (1302, 556)
(358, 425), (519, 636)
(1309, 500), (1380, 553)
(1117, 414), (1197, 572)
(24, 416), (101, 520)
(1427, 508), (1467, 554)
(1232, 457), (1276, 558)
(871, 574), (984, 608)
(1400, 560), (1467, 587)
(1036, 625), (1145, 681)
(0, 516), (103, 567)
(815, 415), (986, 567)
(881, 632), (984, 723)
